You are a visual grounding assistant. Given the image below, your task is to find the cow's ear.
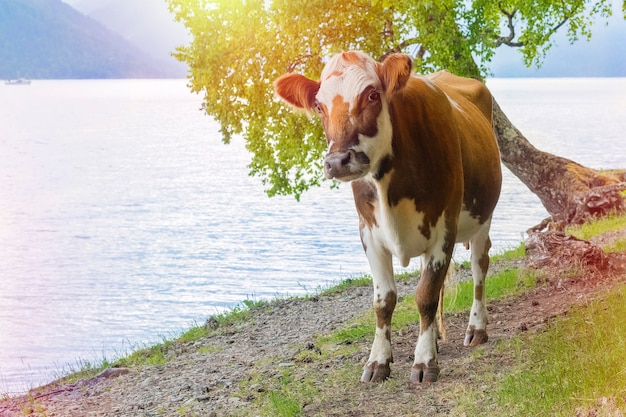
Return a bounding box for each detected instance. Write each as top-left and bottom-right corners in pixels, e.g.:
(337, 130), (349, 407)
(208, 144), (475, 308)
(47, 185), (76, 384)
(377, 53), (412, 97)
(274, 73), (320, 112)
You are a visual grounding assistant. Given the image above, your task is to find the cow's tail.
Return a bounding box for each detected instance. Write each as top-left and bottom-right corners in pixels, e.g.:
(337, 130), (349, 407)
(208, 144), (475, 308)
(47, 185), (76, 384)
(437, 266), (451, 342)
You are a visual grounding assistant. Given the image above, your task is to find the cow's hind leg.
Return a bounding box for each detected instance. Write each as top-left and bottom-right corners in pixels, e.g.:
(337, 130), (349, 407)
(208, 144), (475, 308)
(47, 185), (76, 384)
(361, 245), (396, 383)
(411, 250), (451, 384)
(464, 219), (492, 346)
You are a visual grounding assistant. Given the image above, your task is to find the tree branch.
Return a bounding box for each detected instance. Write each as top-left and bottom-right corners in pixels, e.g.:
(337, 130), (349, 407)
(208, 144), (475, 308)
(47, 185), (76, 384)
(380, 15), (395, 50)
(287, 54), (312, 73)
(496, 4), (573, 49)
(416, 44), (426, 60)
(545, 15), (569, 40)
(380, 37), (422, 61)
(378, 12), (424, 62)
(496, 8), (524, 47)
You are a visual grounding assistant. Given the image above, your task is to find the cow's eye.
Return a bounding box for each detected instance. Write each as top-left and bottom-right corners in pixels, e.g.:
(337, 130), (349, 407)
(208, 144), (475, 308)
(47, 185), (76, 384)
(368, 90), (380, 102)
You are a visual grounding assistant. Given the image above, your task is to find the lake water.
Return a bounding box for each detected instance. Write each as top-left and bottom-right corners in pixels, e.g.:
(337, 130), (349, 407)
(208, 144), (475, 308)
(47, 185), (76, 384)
(1, 78), (625, 393)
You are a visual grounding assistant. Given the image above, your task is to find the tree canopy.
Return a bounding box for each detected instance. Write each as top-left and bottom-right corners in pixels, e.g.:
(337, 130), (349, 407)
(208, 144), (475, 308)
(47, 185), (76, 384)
(166, 0), (619, 199)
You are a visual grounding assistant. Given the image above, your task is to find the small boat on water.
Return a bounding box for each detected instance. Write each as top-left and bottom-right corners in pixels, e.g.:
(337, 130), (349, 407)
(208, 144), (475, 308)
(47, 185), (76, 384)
(5, 78), (32, 85)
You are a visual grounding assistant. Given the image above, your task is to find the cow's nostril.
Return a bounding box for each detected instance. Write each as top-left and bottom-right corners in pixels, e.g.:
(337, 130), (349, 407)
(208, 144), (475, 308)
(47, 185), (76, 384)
(324, 150), (364, 180)
(341, 150), (355, 166)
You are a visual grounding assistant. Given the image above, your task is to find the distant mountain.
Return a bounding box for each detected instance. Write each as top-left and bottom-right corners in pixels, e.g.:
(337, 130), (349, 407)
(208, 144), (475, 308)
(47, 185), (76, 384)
(64, 0), (189, 77)
(0, 0), (182, 79)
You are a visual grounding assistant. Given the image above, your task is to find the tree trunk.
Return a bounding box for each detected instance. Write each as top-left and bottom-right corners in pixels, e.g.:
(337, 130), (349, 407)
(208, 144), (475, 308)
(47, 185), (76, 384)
(491, 99), (626, 228)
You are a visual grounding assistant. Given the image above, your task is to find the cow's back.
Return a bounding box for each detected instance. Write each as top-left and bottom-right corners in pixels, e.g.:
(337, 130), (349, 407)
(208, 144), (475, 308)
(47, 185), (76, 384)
(426, 71), (493, 122)
(427, 71), (502, 225)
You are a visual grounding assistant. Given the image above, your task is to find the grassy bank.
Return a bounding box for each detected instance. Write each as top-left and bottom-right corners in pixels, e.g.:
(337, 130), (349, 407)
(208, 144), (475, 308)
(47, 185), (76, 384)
(491, 284), (626, 416)
(8, 212), (626, 417)
(220, 214), (626, 416)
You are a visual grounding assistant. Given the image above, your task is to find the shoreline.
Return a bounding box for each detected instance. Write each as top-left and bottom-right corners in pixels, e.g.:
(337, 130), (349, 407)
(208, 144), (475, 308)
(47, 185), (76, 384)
(1, 218), (625, 415)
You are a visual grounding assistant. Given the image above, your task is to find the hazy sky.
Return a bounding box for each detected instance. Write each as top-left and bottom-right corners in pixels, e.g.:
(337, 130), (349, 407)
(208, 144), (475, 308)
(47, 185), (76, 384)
(489, 0), (626, 76)
(63, 0), (188, 64)
(61, 0), (625, 77)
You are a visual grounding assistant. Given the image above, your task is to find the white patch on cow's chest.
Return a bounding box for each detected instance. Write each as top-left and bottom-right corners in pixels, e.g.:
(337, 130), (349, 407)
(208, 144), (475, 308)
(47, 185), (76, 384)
(366, 198), (446, 267)
(362, 193), (486, 269)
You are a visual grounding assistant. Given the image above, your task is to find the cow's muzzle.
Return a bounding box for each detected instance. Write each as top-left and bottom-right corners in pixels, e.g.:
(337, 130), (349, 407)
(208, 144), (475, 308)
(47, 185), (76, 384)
(324, 150), (370, 181)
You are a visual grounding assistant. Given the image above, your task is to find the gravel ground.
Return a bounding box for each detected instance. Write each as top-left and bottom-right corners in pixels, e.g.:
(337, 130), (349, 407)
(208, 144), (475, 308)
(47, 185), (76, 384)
(0, 278), (418, 417)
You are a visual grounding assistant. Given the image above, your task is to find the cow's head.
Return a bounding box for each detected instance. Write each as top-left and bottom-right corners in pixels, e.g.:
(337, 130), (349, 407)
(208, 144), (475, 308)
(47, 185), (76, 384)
(274, 51), (412, 181)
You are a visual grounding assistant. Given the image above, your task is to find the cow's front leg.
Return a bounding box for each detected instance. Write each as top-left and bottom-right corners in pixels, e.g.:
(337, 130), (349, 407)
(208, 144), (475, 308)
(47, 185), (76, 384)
(411, 252), (450, 384)
(361, 245), (396, 383)
(464, 223), (492, 346)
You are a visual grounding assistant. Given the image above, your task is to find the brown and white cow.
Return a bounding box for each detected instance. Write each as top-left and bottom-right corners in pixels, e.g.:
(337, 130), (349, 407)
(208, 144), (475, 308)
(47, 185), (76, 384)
(274, 51), (502, 383)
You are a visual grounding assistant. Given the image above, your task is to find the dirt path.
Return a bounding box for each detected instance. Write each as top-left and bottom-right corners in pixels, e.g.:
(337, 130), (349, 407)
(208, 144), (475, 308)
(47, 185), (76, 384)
(1, 251), (624, 417)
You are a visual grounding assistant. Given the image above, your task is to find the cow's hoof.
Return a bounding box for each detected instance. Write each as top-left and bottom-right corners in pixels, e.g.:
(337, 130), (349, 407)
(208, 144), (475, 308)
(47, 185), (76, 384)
(464, 328), (488, 346)
(410, 360), (439, 384)
(360, 361), (391, 383)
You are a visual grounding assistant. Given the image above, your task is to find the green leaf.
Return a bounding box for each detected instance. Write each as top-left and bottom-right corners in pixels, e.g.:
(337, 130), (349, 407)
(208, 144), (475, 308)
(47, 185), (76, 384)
(166, 0), (614, 197)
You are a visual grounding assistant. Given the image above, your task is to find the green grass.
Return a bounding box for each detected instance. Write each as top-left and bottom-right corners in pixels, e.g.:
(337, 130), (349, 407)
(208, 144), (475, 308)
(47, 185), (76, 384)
(491, 284), (626, 416)
(245, 253), (542, 416)
(458, 242), (526, 269)
(243, 365), (319, 417)
(567, 212), (626, 241)
(491, 242), (526, 262)
(567, 212), (626, 253)
(317, 244), (532, 347)
(604, 238), (626, 253)
(38, 298), (273, 385)
(445, 267), (540, 313)
(263, 369), (305, 417)
(317, 275), (373, 296)
(212, 298), (270, 327)
(318, 270), (418, 297)
(176, 323), (209, 343)
(115, 340), (171, 367)
(267, 390), (302, 417)
(315, 265), (539, 355)
(40, 358), (113, 388)
(451, 213), (626, 415)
